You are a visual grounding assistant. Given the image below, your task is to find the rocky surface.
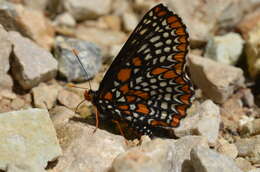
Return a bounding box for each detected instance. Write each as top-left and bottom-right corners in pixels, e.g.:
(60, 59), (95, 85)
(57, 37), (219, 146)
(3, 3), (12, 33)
(174, 100), (220, 145)
(54, 36), (102, 81)
(9, 31), (57, 90)
(0, 25), (13, 91)
(0, 109), (62, 172)
(205, 32), (244, 65)
(0, 0), (259, 172)
(189, 54), (245, 103)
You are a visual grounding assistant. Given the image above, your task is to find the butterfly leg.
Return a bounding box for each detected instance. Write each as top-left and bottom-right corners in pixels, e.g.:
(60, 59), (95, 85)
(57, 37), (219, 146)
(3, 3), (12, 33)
(112, 120), (125, 138)
(93, 107), (100, 133)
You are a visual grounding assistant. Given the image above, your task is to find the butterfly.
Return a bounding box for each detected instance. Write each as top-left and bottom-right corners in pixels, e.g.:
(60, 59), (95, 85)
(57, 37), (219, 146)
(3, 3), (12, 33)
(81, 3), (194, 137)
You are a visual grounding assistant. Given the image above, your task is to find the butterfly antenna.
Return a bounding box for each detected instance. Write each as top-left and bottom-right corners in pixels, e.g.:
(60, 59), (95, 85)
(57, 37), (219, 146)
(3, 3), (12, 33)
(72, 49), (92, 90)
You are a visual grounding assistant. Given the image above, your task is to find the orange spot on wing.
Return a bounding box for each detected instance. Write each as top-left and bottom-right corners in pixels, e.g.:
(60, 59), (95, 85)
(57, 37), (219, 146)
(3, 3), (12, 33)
(175, 77), (185, 84)
(171, 117), (180, 127)
(170, 21), (182, 28)
(136, 104), (149, 114)
(124, 111), (131, 115)
(180, 94), (192, 104)
(173, 52), (185, 62)
(174, 63), (183, 74)
(157, 10), (167, 16)
(163, 70), (178, 79)
(176, 27), (186, 35)
(151, 67), (168, 75)
(182, 85), (191, 93)
(151, 120), (169, 127)
(176, 105), (187, 117)
(155, 7), (161, 12)
(118, 68), (132, 82)
(179, 36), (187, 43)
(104, 92), (113, 100)
(167, 16), (178, 23)
(177, 44), (187, 51)
(126, 96), (136, 102)
(130, 90), (149, 99)
(119, 84), (129, 94)
(118, 105), (129, 110)
(132, 57), (142, 66)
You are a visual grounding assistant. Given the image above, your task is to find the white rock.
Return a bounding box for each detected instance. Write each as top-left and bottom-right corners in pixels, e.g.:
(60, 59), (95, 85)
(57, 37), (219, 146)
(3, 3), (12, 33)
(205, 32), (244, 65)
(0, 109), (62, 172)
(174, 100), (220, 145)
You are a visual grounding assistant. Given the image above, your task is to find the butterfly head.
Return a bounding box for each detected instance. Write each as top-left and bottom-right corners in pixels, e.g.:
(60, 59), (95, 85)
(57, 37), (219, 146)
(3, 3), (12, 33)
(84, 90), (95, 101)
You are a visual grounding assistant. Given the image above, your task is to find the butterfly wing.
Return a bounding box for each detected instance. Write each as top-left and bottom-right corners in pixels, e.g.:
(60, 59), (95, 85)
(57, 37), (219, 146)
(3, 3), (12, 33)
(93, 4), (194, 136)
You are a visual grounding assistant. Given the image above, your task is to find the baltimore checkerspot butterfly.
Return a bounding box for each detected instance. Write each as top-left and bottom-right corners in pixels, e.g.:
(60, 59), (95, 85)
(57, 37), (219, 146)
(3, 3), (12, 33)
(78, 3), (194, 137)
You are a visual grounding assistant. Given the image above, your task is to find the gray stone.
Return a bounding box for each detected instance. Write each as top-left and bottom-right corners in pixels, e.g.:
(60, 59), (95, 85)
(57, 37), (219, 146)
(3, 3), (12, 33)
(54, 36), (102, 82)
(189, 54), (245, 103)
(112, 136), (208, 172)
(49, 105), (75, 128)
(0, 108), (62, 172)
(53, 121), (126, 172)
(63, 0), (112, 21)
(32, 83), (62, 109)
(191, 146), (243, 172)
(235, 135), (260, 164)
(0, 24), (13, 90)
(9, 31), (57, 90)
(0, 2), (54, 49)
(174, 100), (220, 145)
(205, 32), (244, 65)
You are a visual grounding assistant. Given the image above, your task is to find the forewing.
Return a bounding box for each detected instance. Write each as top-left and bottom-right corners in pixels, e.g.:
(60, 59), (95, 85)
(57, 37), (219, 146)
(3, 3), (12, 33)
(95, 4), (194, 136)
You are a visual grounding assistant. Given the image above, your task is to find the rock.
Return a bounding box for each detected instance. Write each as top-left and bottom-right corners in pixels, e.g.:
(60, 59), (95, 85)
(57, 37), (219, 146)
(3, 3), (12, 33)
(53, 121), (126, 172)
(112, 136), (208, 172)
(244, 20), (260, 79)
(235, 157), (255, 172)
(63, 0), (112, 21)
(9, 31), (58, 90)
(75, 26), (126, 57)
(168, 0), (244, 46)
(216, 138), (238, 159)
(0, 108), (62, 171)
(191, 146), (243, 172)
(49, 105), (75, 128)
(32, 83), (62, 109)
(236, 9), (260, 40)
(53, 12), (76, 27)
(101, 15), (121, 31)
(235, 135), (260, 164)
(240, 119), (260, 137)
(23, 0), (49, 11)
(205, 32), (244, 65)
(10, 96), (25, 110)
(122, 12), (138, 32)
(0, 98), (12, 113)
(57, 88), (82, 109)
(189, 54), (245, 103)
(0, 25), (13, 90)
(0, 2), (54, 49)
(174, 100), (220, 145)
(111, 0), (130, 16)
(237, 9), (260, 79)
(249, 169), (260, 172)
(220, 93), (245, 133)
(54, 36), (102, 82)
